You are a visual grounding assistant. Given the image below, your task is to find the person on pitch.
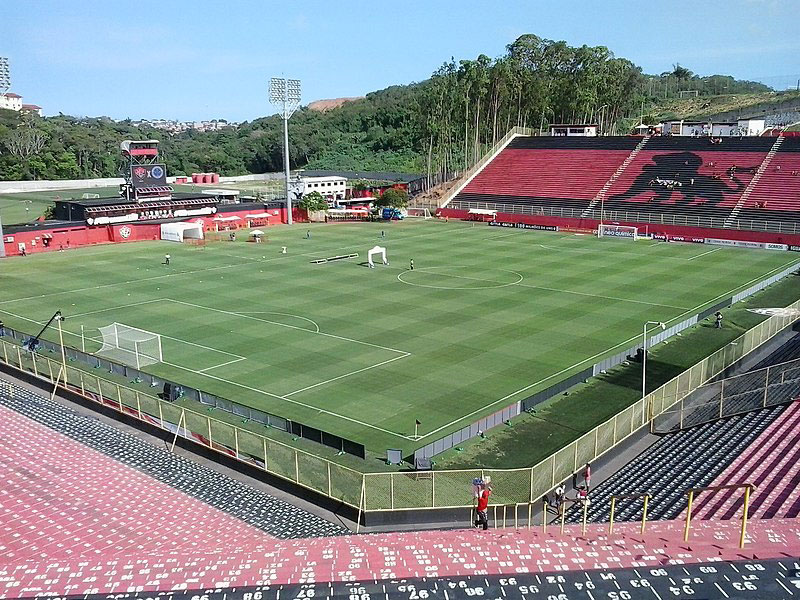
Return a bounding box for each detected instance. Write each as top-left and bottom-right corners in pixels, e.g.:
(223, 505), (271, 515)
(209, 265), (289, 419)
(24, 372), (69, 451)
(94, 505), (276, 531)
(164, 254), (171, 266)
(410, 258), (414, 271)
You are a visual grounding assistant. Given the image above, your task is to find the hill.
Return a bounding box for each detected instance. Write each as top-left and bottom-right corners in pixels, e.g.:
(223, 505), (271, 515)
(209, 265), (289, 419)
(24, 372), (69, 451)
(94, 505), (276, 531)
(307, 97), (365, 112)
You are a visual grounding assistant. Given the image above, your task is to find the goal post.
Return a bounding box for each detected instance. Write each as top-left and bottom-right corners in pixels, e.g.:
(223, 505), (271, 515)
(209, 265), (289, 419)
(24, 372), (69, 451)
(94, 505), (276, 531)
(406, 207), (433, 219)
(98, 323), (163, 369)
(597, 224), (639, 240)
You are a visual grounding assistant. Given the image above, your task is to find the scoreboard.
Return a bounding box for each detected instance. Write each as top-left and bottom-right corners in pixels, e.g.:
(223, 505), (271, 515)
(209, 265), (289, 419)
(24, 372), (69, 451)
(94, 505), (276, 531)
(130, 163), (167, 189)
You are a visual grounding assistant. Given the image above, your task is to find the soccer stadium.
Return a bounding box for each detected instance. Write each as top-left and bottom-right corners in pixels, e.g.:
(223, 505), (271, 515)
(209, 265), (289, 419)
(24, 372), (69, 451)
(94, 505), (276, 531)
(4, 4), (800, 598)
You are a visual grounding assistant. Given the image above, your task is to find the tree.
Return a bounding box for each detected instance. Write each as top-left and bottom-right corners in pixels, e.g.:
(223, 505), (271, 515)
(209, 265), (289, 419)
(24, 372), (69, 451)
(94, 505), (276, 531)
(298, 190), (328, 212)
(378, 187), (408, 208)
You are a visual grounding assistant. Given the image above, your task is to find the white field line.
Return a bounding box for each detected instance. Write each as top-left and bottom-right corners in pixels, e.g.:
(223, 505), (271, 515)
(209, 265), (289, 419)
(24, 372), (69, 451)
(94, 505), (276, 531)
(0, 299), (414, 437)
(415, 257), (800, 440)
(687, 247), (723, 261)
(482, 230), (526, 241)
(69, 299), (164, 318)
(0, 223), (473, 308)
(0, 307), (244, 362)
(197, 357), (247, 373)
(168, 298), (410, 355)
(397, 268), (690, 311)
(232, 311), (320, 333)
(284, 354), (410, 396)
(479, 229), (730, 262)
(161, 360), (413, 440)
(159, 333), (244, 359)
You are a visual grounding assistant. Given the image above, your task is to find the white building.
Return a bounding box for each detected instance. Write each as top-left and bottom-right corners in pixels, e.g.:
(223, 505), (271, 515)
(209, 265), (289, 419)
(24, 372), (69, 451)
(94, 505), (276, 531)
(549, 123), (598, 137)
(300, 176), (347, 201)
(0, 93), (23, 112)
(663, 119), (766, 137)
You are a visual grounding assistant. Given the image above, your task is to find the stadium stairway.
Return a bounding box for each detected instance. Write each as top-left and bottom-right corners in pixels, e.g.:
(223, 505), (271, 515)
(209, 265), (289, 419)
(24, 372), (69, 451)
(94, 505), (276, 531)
(564, 405), (787, 524)
(0, 377), (346, 541)
(2, 518), (800, 597)
(581, 135), (651, 217)
(724, 136), (785, 226)
(734, 137), (800, 225)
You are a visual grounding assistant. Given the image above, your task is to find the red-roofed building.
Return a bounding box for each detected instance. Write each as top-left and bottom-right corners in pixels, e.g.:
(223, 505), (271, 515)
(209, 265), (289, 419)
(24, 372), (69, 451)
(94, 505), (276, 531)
(0, 92), (23, 111)
(21, 103), (42, 116)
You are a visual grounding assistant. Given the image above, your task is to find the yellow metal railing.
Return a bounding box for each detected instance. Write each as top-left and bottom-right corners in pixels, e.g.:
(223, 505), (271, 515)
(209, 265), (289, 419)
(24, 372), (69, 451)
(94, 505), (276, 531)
(684, 483), (756, 549)
(0, 338), (365, 510)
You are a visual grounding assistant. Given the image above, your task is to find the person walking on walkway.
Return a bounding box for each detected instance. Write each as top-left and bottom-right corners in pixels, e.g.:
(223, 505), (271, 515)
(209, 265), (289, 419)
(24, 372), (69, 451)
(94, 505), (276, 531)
(474, 482), (492, 531)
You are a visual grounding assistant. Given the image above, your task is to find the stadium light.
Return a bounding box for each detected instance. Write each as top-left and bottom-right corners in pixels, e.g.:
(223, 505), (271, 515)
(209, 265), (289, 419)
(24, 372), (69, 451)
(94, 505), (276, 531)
(0, 57), (10, 95)
(642, 320), (666, 399)
(269, 77), (302, 225)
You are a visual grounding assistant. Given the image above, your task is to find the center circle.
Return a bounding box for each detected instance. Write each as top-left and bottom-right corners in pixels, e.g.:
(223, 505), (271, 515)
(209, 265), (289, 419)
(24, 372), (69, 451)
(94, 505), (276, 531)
(397, 266), (523, 290)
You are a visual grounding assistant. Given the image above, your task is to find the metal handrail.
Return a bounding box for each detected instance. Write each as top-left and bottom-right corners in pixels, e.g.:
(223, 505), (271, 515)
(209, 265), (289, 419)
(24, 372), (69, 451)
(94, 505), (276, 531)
(609, 492), (651, 535)
(684, 483), (756, 548)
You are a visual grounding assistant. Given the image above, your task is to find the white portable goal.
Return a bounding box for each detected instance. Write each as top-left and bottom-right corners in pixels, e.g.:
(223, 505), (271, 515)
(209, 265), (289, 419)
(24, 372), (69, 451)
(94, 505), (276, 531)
(367, 245), (388, 268)
(97, 323), (163, 368)
(406, 207), (433, 219)
(597, 224), (639, 240)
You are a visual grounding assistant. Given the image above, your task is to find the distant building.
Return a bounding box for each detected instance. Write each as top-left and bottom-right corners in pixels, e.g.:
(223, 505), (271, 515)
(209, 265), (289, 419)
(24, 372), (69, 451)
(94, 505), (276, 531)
(21, 104), (42, 117)
(0, 93), (23, 112)
(127, 118), (238, 134)
(663, 119), (766, 137)
(549, 123), (598, 137)
(300, 176), (347, 201)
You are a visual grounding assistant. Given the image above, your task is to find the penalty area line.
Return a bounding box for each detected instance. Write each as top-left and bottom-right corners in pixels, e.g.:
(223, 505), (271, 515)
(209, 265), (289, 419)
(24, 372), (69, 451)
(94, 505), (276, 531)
(284, 353), (410, 396)
(161, 360), (414, 440)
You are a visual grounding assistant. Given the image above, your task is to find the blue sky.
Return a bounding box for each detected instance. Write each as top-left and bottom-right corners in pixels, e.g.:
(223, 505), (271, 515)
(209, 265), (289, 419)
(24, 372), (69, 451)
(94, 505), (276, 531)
(2, 0), (798, 121)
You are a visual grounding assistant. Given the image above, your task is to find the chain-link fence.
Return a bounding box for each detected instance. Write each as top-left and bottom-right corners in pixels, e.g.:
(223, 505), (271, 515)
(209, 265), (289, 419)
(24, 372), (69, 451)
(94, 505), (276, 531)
(653, 355), (800, 433)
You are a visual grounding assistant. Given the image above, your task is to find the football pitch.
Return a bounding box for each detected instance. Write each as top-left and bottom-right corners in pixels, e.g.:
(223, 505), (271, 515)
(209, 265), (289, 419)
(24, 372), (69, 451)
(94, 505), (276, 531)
(0, 219), (798, 455)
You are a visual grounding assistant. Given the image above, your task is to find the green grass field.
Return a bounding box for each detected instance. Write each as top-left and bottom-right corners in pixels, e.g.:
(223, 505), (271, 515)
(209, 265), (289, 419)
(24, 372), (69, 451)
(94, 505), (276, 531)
(0, 219), (797, 456)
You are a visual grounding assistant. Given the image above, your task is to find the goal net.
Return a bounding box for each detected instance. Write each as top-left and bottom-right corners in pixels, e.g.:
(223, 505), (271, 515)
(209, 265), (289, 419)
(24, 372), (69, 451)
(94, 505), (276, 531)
(406, 207), (433, 219)
(598, 224), (639, 240)
(97, 323), (163, 369)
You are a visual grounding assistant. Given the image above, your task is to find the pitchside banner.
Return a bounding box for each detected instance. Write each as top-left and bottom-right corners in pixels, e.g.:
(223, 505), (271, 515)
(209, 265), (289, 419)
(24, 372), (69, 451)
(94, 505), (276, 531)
(130, 164), (167, 189)
(488, 221), (559, 232)
(653, 234), (705, 243)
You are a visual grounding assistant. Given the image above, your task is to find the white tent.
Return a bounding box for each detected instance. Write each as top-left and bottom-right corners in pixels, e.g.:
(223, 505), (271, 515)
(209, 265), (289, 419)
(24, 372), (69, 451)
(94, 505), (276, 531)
(213, 215), (241, 222)
(160, 222), (204, 243)
(250, 229), (265, 236)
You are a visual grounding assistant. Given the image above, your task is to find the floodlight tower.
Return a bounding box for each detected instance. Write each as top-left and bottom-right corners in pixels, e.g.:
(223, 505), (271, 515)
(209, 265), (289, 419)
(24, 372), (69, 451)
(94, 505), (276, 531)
(0, 57), (10, 96)
(0, 58), (8, 258)
(269, 77), (301, 225)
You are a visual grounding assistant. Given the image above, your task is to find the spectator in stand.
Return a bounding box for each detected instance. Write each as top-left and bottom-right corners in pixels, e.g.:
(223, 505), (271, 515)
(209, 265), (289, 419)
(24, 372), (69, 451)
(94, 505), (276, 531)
(474, 482), (492, 531)
(583, 463), (592, 490)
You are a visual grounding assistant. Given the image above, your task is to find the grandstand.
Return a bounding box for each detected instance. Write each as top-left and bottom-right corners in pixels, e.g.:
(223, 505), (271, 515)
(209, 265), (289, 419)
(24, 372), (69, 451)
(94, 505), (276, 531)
(446, 133), (800, 236)
(563, 332), (800, 526)
(2, 372), (800, 598)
